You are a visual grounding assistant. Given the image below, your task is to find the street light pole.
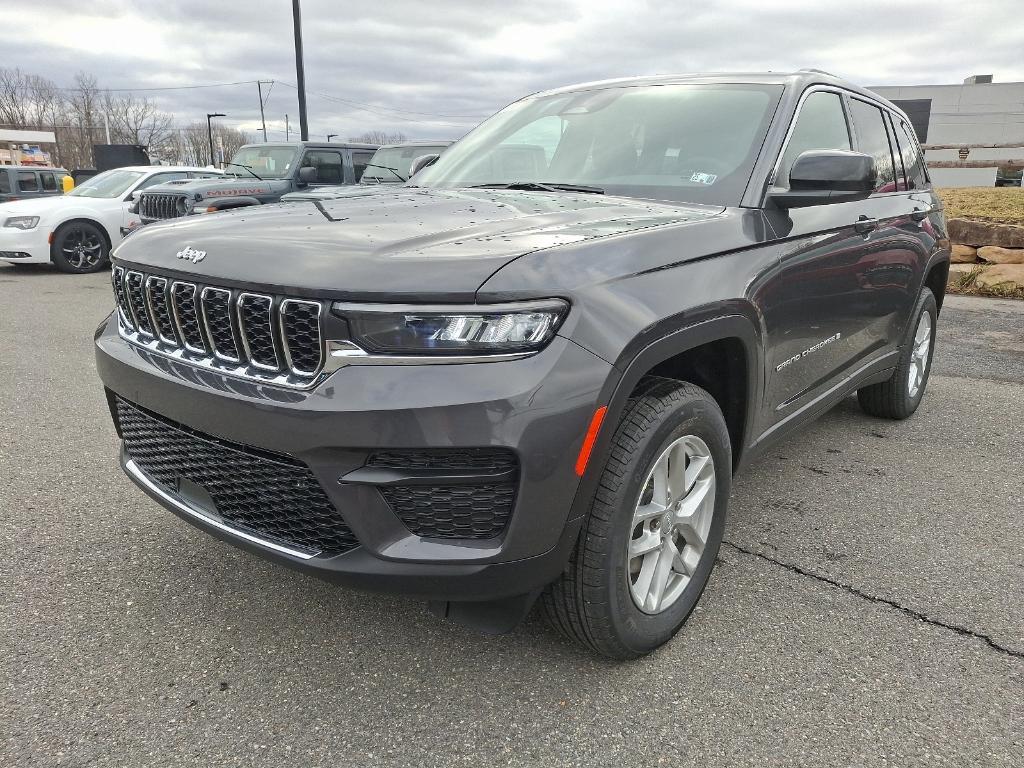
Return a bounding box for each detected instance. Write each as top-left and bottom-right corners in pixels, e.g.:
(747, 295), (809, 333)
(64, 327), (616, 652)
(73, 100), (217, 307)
(291, 0), (309, 141)
(206, 112), (225, 167)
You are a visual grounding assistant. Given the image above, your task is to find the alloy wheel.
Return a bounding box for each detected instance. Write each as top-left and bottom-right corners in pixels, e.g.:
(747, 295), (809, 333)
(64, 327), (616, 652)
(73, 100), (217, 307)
(62, 227), (104, 270)
(907, 311), (932, 398)
(627, 434), (716, 614)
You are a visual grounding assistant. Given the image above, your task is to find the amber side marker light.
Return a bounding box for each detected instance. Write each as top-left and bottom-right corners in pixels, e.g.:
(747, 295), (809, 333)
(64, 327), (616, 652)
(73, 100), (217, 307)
(575, 406), (608, 477)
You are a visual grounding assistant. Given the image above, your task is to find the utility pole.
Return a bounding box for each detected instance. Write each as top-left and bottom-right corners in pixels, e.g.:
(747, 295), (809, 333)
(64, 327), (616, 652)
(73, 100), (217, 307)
(291, 0), (309, 141)
(103, 112), (111, 144)
(257, 80), (272, 142)
(207, 112), (225, 167)
(285, 114), (290, 141)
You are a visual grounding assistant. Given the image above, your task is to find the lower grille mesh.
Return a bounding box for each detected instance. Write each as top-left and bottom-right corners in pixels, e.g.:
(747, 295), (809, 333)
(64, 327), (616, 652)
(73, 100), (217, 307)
(117, 398), (359, 556)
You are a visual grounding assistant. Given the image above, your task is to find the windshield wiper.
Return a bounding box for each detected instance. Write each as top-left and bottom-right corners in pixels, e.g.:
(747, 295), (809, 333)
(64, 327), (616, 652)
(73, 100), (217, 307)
(471, 182), (604, 194)
(222, 162), (263, 181)
(363, 163), (406, 182)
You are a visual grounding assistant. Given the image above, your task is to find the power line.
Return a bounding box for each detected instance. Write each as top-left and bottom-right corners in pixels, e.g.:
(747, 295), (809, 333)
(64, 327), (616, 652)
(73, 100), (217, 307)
(275, 81), (487, 123)
(52, 80), (261, 93)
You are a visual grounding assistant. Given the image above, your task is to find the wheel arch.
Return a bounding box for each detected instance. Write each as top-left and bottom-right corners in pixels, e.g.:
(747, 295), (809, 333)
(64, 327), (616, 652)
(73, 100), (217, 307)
(567, 312), (764, 523)
(49, 216), (113, 260)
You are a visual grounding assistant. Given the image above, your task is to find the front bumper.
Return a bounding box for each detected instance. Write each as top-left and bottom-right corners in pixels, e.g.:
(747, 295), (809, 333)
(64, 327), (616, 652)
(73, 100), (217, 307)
(95, 313), (614, 602)
(0, 225), (49, 263)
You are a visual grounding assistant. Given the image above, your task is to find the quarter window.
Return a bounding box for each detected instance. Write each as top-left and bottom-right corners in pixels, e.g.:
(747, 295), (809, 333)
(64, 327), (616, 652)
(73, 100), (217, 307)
(896, 119), (928, 189)
(40, 172), (57, 191)
(0, 172), (9, 194)
(302, 150), (344, 184)
(849, 99), (897, 193)
(17, 171), (39, 192)
(777, 91), (851, 188)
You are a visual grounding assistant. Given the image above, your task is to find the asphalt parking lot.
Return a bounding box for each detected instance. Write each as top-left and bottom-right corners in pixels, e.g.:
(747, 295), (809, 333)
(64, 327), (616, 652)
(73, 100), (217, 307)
(2, 263), (1022, 768)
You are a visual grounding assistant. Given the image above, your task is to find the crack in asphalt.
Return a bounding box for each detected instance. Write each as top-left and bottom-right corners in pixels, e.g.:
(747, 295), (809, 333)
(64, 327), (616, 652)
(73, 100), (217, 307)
(721, 540), (1024, 661)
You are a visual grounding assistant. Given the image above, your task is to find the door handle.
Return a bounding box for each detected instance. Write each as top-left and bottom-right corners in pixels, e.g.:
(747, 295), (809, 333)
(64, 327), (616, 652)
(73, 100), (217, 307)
(910, 206), (930, 222)
(854, 215), (878, 234)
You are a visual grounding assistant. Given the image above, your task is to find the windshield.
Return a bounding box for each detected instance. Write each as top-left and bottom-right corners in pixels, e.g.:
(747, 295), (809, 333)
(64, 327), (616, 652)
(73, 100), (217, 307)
(68, 169), (145, 198)
(362, 145), (448, 183)
(413, 83), (782, 205)
(226, 146), (298, 179)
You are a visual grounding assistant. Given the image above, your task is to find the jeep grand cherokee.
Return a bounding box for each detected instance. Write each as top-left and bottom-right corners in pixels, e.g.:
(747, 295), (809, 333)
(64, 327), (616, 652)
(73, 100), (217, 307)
(95, 71), (948, 659)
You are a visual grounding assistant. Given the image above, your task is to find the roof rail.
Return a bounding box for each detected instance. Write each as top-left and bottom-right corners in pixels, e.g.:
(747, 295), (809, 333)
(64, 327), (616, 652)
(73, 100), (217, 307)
(799, 68), (839, 77)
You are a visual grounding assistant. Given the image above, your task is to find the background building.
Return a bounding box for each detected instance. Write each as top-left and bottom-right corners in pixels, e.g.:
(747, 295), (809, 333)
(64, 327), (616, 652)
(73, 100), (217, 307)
(871, 75), (1024, 187)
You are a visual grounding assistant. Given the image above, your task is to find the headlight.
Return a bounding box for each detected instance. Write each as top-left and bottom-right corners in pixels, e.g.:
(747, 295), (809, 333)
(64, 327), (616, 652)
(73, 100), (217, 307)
(182, 196), (195, 214)
(333, 299), (568, 355)
(4, 216), (39, 230)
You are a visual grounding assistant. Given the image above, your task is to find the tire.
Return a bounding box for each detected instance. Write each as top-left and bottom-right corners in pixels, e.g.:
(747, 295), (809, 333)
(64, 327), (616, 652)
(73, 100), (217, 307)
(51, 221), (109, 273)
(857, 288), (937, 419)
(540, 377), (731, 659)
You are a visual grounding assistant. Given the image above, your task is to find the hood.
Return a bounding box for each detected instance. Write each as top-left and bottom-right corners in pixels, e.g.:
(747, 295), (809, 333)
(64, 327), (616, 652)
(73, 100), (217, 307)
(114, 187), (724, 300)
(280, 185), (392, 203)
(142, 176), (286, 198)
(0, 195), (78, 217)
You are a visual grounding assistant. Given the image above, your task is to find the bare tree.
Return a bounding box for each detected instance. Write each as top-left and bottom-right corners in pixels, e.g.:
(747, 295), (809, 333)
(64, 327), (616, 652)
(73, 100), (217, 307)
(102, 91), (174, 148)
(348, 130), (408, 145)
(170, 123), (254, 166)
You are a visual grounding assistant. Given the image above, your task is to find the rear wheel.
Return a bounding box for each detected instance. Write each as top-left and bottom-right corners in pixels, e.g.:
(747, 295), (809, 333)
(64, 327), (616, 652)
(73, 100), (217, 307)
(51, 221), (109, 273)
(858, 289), (937, 419)
(540, 378), (731, 659)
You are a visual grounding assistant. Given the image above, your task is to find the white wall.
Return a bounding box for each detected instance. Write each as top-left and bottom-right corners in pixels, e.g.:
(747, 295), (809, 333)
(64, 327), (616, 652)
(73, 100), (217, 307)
(928, 167), (998, 188)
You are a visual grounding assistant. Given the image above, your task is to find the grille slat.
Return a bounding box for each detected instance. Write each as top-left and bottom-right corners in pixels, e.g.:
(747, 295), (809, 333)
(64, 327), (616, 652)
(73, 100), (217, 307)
(117, 398), (360, 555)
(237, 294), (279, 370)
(140, 193), (186, 222)
(280, 300), (324, 376)
(125, 271), (154, 336)
(115, 267), (324, 387)
(145, 276), (177, 344)
(201, 287), (241, 362)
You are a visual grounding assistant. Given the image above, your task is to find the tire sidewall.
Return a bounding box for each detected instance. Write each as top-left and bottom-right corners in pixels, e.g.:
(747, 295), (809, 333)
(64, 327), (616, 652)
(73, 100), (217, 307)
(601, 390), (731, 655)
(52, 221), (109, 273)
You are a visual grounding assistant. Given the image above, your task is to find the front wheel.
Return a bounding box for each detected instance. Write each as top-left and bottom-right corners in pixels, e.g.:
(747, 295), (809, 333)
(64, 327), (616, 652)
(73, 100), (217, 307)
(540, 378), (731, 659)
(51, 221), (109, 273)
(858, 288), (937, 419)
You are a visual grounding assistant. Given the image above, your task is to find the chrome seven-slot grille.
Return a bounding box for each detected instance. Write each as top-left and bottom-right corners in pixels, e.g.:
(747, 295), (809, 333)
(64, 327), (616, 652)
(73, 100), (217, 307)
(112, 264), (324, 386)
(139, 193), (189, 221)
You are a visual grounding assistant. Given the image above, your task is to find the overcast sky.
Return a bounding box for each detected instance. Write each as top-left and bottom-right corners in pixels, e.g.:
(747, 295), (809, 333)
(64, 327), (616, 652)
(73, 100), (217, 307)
(4, 0), (1022, 142)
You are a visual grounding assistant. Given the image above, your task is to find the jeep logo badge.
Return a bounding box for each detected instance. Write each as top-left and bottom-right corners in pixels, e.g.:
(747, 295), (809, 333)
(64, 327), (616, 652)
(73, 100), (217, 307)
(176, 246), (207, 264)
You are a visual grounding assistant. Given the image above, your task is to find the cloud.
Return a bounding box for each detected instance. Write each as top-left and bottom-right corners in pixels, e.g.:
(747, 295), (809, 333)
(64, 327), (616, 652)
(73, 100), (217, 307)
(3, 0), (1021, 142)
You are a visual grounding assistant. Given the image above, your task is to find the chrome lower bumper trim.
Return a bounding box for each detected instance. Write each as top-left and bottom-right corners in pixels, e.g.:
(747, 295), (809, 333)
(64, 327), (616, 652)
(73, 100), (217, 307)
(124, 458), (321, 560)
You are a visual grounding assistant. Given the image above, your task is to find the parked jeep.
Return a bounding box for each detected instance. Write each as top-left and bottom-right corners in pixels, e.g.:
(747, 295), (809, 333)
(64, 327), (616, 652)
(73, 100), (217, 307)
(135, 141), (378, 223)
(280, 141), (453, 203)
(97, 71), (948, 658)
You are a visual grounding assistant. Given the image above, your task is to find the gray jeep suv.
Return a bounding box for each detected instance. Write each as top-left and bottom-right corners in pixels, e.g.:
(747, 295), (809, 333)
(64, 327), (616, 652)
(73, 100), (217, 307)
(96, 71), (948, 658)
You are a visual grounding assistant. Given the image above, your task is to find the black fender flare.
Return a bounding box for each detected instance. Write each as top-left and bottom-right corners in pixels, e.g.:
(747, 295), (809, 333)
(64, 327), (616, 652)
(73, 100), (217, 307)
(566, 312), (764, 524)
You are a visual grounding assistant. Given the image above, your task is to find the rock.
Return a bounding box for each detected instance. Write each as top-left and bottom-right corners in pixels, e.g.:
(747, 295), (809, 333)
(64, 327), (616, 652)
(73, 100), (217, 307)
(977, 245), (1024, 264)
(973, 263), (1024, 292)
(950, 244), (978, 262)
(947, 218), (1024, 248)
(947, 262), (978, 289)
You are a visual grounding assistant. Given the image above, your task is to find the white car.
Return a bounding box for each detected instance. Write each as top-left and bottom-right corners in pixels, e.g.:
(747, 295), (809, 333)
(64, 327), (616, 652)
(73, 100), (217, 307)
(0, 165), (221, 274)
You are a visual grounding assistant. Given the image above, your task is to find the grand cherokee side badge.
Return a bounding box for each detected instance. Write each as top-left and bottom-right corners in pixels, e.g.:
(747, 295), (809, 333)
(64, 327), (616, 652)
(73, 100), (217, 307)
(176, 246), (207, 264)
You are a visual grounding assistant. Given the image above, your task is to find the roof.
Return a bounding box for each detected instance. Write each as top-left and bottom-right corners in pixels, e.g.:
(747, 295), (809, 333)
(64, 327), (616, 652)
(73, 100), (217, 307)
(531, 70), (900, 111)
(239, 141), (380, 150)
(375, 141), (454, 149)
(2, 165), (68, 172)
(91, 165), (219, 173)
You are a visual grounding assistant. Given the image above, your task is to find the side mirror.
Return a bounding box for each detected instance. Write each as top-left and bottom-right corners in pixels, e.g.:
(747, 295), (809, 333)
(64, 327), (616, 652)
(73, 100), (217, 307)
(409, 153), (440, 177)
(769, 150), (876, 208)
(297, 166), (319, 185)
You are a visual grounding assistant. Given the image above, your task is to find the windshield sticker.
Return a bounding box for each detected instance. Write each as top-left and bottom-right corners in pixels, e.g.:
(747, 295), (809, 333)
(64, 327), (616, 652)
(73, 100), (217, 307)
(689, 171), (718, 185)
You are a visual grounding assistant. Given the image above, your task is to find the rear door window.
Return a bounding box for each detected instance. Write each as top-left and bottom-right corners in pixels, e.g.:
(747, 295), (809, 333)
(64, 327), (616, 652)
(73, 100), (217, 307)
(352, 151), (375, 182)
(849, 99), (898, 193)
(896, 119), (929, 189)
(17, 171), (39, 192)
(777, 91), (851, 188)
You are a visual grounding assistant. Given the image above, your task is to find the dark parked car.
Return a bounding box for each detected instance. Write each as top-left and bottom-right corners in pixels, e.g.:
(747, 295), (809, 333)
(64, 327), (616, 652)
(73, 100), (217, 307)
(280, 141), (453, 203)
(0, 165), (69, 203)
(134, 141), (378, 223)
(97, 70), (948, 658)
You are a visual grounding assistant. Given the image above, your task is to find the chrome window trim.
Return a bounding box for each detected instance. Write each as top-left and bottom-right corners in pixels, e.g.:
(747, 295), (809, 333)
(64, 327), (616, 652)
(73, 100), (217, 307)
(200, 286), (242, 363)
(124, 458), (320, 560)
(169, 281), (208, 355)
(279, 299), (324, 377)
(236, 292), (281, 371)
(125, 270), (154, 338)
(144, 275), (177, 346)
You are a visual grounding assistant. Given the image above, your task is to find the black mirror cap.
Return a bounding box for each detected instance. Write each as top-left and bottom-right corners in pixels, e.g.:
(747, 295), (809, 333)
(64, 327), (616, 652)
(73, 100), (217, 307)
(297, 166), (318, 185)
(769, 150), (877, 209)
(409, 153), (440, 177)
